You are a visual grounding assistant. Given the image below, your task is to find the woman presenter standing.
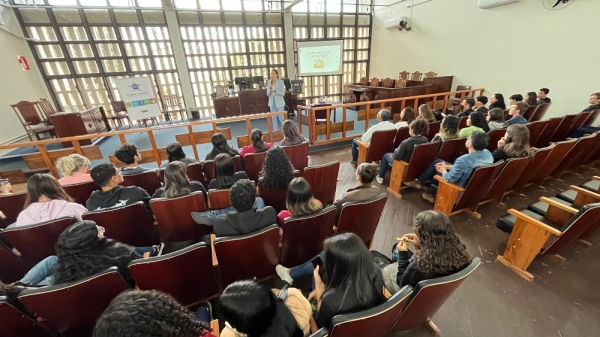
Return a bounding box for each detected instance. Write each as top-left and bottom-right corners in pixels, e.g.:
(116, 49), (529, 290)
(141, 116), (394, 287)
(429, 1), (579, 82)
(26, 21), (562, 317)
(266, 69), (286, 130)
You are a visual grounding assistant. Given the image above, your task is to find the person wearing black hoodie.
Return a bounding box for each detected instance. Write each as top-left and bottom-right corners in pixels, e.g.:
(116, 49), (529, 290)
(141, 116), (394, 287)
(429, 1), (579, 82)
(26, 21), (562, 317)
(86, 163), (151, 213)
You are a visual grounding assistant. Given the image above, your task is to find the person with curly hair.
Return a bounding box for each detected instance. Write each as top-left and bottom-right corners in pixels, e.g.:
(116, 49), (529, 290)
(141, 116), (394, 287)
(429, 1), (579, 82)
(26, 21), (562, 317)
(113, 143), (152, 176)
(93, 290), (215, 337)
(382, 210), (471, 293)
(205, 133), (240, 161)
(432, 115), (460, 142)
(239, 129), (273, 157)
(459, 111), (489, 138)
(259, 147), (295, 190)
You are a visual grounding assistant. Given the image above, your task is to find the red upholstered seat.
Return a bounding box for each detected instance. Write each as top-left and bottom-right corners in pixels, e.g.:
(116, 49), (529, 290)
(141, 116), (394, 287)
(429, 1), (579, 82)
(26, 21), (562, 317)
(62, 180), (98, 206)
(335, 194), (388, 249)
(150, 192), (211, 242)
(303, 161), (340, 205)
(121, 170), (162, 195)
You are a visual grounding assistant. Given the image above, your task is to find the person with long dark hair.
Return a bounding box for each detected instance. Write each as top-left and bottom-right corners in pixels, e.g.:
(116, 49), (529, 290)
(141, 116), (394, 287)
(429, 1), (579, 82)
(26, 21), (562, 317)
(281, 120), (306, 146)
(208, 153), (249, 190)
(492, 124), (532, 162)
(394, 107), (416, 129)
(259, 147), (295, 190)
(459, 111), (489, 137)
(382, 210), (471, 293)
(205, 133), (240, 161)
(93, 290), (215, 337)
(277, 177), (322, 226)
(160, 141), (199, 168)
(487, 108), (507, 131)
(220, 279), (311, 337)
(489, 93), (506, 110)
(432, 115), (460, 142)
(14, 173), (86, 227)
(525, 92), (538, 106)
(240, 129), (273, 157)
(153, 161), (206, 199)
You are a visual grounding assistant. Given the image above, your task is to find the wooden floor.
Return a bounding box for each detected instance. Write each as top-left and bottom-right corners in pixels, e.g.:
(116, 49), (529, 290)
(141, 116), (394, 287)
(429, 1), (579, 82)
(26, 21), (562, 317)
(308, 146), (600, 337)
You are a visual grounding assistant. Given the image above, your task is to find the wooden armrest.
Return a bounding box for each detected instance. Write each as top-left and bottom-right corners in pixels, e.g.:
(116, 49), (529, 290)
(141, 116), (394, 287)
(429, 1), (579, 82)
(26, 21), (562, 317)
(433, 176), (464, 216)
(210, 319), (220, 337)
(434, 175), (464, 192)
(539, 197), (577, 214)
(569, 185), (600, 200)
(142, 252), (151, 258)
(383, 287), (392, 299)
(507, 208), (562, 236)
(357, 139), (369, 164)
(592, 176), (600, 182)
(387, 160), (409, 198)
(210, 234), (218, 267)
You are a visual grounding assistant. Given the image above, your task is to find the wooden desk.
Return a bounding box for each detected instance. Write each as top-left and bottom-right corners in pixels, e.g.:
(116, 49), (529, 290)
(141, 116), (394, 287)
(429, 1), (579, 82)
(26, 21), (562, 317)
(49, 106), (111, 147)
(213, 96), (241, 118)
(238, 89), (269, 115)
(213, 90), (299, 118)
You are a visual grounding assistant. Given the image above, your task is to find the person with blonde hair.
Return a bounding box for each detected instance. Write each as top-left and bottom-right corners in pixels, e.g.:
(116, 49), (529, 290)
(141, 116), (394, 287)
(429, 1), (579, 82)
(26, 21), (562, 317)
(277, 178), (322, 226)
(492, 124), (532, 162)
(56, 154), (92, 185)
(417, 104), (436, 123)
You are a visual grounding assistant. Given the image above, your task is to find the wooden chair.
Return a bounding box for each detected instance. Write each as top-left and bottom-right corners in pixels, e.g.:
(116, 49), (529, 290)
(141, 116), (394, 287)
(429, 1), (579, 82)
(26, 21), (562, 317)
(0, 192), (27, 226)
(410, 71), (422, 81)
(121, 170), (162, 195)
(335, 194), (388, 249)
(257, 179), (288, 213)
(392, 257), (481, 333)
(529, 102), (552, 122)
(162, 94), (186, 122)
(202, 156), (243, 183)
(485, 128), (506, 152)
(208, 189), (231, 210)
(128, 242), (220, 306)
(574, 132), (600, 171)
(326, 285), (413, 337)
(310, 328), (328, 337)
(583, 109), (600, 126)
(303, 161), (340, 205)
(392, 126), (410, 150)
(280, 206), (337, 267)
(433, 161), (504, 218)
(451, 85), (472, 110)
(387, 142), (442, 199)
(243, 152), (267, 182)
(1, 217), (76, 268)
(436, 137), (467, 163)
(534, 117), (562, 148)
(394, 79), (407, 88)
(38, 97), (57, 119)
(62, 180), (98, 206)
(282, 141), (309, 174)
(359, 77), (368, 85)
(0, 297), (55, 337)
(566, 111), (593, 137)
(370, 77), (380, 87)
(424, 71), (437, 78)
(531, 138), (578, 185)
(525, 120), (547, 147)
(550, 134), (594, 179)
(213, 225), (280, 289)
(357, 130), (396, 165)
(382, 78), (394, 88)
(399, 71), (410, 80)
(109, 101), (133, 129)
(10, 101), (56, 141)
(0, 241), (29, 283)
(477, 156), (532, 209)
(82, 202), (160, 247)
(522, 105), (538, 121)
(458, 116), (468, 129)
(496, 202), (600, 281)
(529, 185), (600, 216)
(427, 121), (441, 141)
(506, 145), (554, 197)
(150, 192), (211, 242)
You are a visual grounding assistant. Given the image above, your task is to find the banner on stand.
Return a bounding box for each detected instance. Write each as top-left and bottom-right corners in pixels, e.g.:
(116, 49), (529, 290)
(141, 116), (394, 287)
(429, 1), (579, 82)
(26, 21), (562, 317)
(114, 77), (162, 121)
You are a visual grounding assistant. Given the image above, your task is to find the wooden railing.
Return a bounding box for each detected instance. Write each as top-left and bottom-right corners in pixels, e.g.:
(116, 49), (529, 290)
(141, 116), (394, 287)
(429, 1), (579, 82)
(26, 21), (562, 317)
(0, 111), (287, 179)
(297, 87), (485, 145)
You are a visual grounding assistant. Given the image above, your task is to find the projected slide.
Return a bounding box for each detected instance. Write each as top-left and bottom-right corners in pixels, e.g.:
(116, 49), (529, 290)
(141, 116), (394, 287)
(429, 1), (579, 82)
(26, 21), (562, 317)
(297, 40), (343, 76)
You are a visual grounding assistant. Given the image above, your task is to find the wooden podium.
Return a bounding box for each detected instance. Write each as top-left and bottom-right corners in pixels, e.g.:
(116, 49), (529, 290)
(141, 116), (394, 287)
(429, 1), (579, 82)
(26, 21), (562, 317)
(49, 106), (111, 147)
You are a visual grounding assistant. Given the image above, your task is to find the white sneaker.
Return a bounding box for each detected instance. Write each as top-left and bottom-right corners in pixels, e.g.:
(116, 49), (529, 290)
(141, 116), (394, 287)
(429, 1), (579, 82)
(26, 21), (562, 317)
(276, 264), (294, 285)
(376, 176), (384, 184)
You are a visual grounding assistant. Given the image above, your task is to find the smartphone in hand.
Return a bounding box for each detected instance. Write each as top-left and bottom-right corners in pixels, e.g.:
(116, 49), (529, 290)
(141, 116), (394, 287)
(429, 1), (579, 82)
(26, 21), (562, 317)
(311, 256), (323, 269)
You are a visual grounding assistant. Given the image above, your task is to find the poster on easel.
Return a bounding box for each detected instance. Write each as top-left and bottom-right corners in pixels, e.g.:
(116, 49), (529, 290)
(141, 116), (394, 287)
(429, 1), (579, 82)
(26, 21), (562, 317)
(114, 76), (162, 121)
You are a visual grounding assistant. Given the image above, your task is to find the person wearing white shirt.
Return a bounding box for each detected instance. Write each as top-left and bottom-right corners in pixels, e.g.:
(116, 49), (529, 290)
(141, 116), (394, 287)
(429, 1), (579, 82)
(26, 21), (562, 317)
(351, 109), (395, 167)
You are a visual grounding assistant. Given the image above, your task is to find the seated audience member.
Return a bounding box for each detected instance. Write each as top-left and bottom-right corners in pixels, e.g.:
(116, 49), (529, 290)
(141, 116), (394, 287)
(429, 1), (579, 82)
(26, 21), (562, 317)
(240, 129), (273, 157)
(525, 92), (538, 106)
(56, 154), (93, 185)
(277, 178), (323, 227)
(537, 88), (551, 104)
(376, 120), (429, 184)
(456, 98), (475, 118)
(280, 120), (306, 146)
(459, 112), (489, 138)
(492, 125), (532, 162)
(416, 104), (436, 123)
(487, 108), (508, 131)
(432, 115), (460, 142)
(334, 163), (380, 211)
(569, 92), (600, 138)
(432, 109), (445, 121)
(160, 141), (199, 168)
(474, 96), (489, 114)
(153, 162), (206, 199)
(381, 210), (471, 293)
(350, 109), (395, 167)
(192, 179), (275, 237)
(259, 147), (295, 190)
(405, 133), (493, 203)
(14, 173), (86, 227)
(220, 280), (310, 337)
(489, 93), (506, 110)
(93, 290), (215, 337)
(509, 94), (523, 105)
(395, 107), (416, 129)
(86, 163), (151, 212)
(506, 102), (529, 125)
(114, 143), (151, 176)
(208, 153), (249, 190)
(205, 133), (240, 161)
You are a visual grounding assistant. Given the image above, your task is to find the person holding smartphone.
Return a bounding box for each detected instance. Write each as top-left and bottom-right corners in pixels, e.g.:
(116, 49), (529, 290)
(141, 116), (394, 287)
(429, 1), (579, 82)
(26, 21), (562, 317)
(266, 69), (286, 130)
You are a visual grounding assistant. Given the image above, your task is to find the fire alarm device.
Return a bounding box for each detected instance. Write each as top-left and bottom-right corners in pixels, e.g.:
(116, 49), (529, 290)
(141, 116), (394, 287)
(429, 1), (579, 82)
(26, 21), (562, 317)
(18, 56), (30, 71)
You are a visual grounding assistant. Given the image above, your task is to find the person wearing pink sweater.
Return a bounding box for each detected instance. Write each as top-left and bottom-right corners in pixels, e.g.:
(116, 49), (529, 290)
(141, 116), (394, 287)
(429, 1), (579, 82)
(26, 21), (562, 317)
(14, 174), (86, 227)
(56, 154), (93, 186)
